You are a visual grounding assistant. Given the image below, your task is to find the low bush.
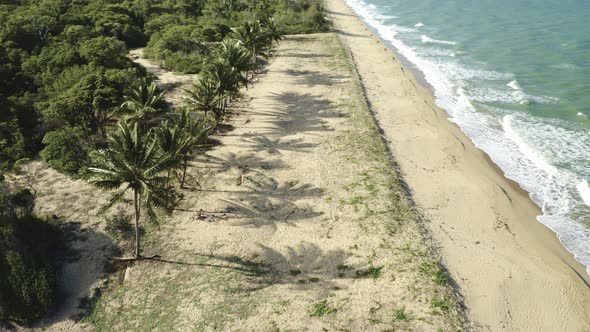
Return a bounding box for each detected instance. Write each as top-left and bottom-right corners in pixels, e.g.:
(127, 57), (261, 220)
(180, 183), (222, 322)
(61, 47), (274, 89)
(0, 184), (62, 325)
(40, 127), (89, 175)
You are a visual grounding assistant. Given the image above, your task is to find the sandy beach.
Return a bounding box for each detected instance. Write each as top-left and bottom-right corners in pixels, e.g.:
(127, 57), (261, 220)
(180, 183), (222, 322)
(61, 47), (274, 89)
(325, 0), (590, 330)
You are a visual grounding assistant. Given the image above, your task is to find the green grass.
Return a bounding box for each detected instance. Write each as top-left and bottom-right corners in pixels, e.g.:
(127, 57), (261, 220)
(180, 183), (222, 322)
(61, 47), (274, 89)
(393, 307), (409, 321)
(355, 266), (383, 279)
(418, 262), (449, 285)
(309, 300), (338, 317)
(431, 297), (451, 313)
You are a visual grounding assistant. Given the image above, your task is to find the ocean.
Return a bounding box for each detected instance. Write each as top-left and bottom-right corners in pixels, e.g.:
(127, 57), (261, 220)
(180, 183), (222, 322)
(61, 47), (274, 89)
(345, 0), (590, 274)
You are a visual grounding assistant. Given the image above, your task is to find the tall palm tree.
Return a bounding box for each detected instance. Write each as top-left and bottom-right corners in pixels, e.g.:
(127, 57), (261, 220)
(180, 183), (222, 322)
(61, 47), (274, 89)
(261, 17), (284, 56)
(120, 77), (167, 127)
(87, 121), (175, 259)
(232, 20), (267, 64)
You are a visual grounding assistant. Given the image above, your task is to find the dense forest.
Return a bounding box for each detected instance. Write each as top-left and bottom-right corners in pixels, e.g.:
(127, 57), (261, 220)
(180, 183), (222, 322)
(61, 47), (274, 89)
(0, 0), (329, 326)
(0, 0), (329, 173)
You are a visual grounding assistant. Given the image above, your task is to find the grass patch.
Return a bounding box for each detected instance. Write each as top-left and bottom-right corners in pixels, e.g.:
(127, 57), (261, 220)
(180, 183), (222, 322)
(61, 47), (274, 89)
(309, 300), (338, 317)
(355, 266), (383, 279)
(431, 297), (451, 313)
(393, 307), (409, 321)
(418, 262), (448, 285)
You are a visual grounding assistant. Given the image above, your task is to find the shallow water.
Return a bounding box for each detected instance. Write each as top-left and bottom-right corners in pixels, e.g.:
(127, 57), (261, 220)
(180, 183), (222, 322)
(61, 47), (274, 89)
(345, 0), (590, 274)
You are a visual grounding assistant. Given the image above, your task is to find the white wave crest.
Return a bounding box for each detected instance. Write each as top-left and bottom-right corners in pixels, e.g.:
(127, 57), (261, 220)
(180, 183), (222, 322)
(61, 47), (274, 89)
(577, 180), (590, 206)
(421, 35), (456, 45)
(415, 22), (425, 27)
(507, 80), (520, 90)
(502, 115), (557, 174)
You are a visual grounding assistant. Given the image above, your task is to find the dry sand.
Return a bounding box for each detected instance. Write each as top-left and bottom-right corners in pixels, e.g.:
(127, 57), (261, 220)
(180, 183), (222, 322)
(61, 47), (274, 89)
(83, 34), (464, 331)
(325, 0), (590, 330)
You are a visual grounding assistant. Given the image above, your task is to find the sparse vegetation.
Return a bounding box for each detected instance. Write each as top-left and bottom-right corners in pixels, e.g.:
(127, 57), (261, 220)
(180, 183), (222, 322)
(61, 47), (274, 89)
(394, 307), (409, 321)
(309, 300), (337, 317)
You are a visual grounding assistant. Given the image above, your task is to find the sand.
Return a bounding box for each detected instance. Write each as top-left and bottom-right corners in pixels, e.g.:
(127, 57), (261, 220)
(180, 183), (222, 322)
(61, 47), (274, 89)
(82, 34), (464, 330)
(325, 0), (590, 330)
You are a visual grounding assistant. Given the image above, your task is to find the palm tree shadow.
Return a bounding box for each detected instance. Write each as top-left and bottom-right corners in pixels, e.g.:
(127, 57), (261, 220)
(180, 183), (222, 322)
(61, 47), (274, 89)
(261, 92), (347, 136)
(196, 152), (288, 174)
(240, 135), (318, 154)
(283, 69), (349, 86)
(146, 242), (370, 296)
(212, 170), (325, 231)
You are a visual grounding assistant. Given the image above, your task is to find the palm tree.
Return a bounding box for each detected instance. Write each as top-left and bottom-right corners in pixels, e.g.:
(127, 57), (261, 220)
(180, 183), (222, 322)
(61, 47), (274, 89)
(184, 78), (222, 119)
(261, 17), (284, 56)
(156, 119), (187, 190)
(173, 109), (214, 188)
(215, 38), (254, 87)
(232, 20), (267, 64)
(120, 77), (167, 127)
(201, 60), (242, 124)
(87, 121), (175, 259)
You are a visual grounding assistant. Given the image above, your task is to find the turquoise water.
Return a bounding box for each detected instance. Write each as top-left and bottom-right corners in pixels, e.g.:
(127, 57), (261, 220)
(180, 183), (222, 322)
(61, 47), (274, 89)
(346, 0), (590, 273)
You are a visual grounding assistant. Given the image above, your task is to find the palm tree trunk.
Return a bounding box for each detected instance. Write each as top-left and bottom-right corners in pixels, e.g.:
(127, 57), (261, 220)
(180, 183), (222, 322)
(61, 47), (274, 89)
(181, 157), (188, 189)
(133, 189), (141, 259)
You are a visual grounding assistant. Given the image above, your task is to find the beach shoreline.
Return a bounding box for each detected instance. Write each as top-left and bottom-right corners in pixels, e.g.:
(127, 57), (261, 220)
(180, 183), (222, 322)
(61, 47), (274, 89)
(325, 0), (590, 330)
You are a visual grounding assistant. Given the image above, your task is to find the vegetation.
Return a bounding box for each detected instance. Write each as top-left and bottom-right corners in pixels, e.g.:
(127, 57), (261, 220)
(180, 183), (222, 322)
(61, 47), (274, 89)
(309, 300), (338, 317)
(87, 122), (177, 259)
(0, 0), (343, 327)
(0, 0), (328, 174)
(0, 179), (62, 325)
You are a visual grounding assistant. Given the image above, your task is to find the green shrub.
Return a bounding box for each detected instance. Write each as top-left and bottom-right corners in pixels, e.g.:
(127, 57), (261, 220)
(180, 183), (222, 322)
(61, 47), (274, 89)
(40, 127), (89, 175)
(276, 0), (331, 34)
(0, 215), (62, 325)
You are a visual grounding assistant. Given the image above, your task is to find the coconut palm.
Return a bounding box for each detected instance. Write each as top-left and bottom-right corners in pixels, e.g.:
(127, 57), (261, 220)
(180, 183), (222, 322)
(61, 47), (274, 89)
(120, 77), (167, 126)
(87, 121), (175, 259)
(215, 38), (254, 86)
(173, 109), (214, 188)
(201, 60), (242, 124)
(156, 119), (187, 190)
(232, 20), (267, 64)
(261, 17), (284, 56)
(184, 78), (222, 118)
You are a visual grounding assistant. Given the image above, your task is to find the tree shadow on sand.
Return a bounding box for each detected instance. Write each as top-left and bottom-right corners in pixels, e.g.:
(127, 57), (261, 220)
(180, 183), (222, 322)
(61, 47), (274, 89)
(195, 152), (288, 175)
(283, 69), (349, 87)
(33, 221), (120, 327)
(238, 134), (318, 155)
(216, 171), (325, 231)
(254, 92), (347, 137)
(145, 242), (372, 296)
